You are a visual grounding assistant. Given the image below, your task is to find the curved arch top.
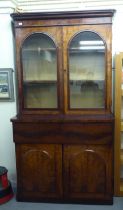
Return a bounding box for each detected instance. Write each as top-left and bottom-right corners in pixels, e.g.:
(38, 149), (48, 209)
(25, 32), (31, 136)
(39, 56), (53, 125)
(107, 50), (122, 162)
(69, 30), (106, 49)
(21, 32), (57, 50)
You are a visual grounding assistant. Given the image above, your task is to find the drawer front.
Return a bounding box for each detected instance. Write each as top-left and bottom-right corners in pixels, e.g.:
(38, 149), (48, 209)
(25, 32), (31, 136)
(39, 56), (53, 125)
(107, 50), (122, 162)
(12, 122), (113, 144)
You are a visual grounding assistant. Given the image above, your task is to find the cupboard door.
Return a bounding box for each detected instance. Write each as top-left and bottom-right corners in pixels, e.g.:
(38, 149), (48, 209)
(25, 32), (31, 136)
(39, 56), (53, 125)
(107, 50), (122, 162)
(63, 25), (112, 114)
(16, 144), (62, 201)
(15, 27), (63, 114)
(63, 145), (113, 202)
(68, 31), (105, 109)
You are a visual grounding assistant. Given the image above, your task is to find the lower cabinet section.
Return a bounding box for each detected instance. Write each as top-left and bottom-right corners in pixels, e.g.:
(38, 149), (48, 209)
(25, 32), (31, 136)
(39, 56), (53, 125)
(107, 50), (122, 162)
(15, 141), (113, 203)
(12, 120), (114, 204)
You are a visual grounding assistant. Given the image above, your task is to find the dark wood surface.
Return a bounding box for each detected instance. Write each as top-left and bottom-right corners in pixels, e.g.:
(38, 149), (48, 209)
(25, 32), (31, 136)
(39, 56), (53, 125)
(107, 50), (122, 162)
(12, 18), (113, 115)
(11, 10), (115, 21)
(13, 120), (113, 203)
(16, 144), (62, 200)
(11, 10), (114, 204)
(12, 120), (113, 144)
(63, 144), (113, 201)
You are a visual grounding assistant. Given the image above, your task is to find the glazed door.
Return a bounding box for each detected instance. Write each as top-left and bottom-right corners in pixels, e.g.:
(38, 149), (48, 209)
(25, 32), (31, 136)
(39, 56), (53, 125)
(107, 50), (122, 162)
(16, 144), (62, 201)
(63, 25), (112, 114)
(15, 27), (63, 114)
(63, 145), (113, 201)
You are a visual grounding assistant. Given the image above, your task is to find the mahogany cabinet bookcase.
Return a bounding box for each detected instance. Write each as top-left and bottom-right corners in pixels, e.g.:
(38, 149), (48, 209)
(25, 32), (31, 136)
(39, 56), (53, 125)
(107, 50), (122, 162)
(11, 10), (114, 204)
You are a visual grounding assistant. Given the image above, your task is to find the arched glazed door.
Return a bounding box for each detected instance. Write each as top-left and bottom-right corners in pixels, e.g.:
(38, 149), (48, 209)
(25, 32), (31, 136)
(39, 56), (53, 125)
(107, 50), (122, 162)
(21, 33), (58, 109)
(68, 31), (106, 110)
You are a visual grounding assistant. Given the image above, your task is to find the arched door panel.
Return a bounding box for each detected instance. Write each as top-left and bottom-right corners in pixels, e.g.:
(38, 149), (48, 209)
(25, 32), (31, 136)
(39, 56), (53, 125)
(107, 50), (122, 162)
(68, 31), (106, 109)
(21, 33), (58, 109)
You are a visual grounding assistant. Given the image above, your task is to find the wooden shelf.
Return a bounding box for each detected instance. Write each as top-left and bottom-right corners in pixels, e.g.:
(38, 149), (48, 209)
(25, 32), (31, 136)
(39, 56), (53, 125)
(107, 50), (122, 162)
(23, 80), (57, 85)
(69, 47), (104, 53)
(23, 48), (56, 52)
(70, 79), (104, 82)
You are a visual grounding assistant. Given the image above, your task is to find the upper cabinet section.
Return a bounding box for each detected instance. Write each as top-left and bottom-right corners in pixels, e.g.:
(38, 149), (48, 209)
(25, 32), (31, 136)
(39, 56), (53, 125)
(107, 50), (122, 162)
(11, 10), (115, 116)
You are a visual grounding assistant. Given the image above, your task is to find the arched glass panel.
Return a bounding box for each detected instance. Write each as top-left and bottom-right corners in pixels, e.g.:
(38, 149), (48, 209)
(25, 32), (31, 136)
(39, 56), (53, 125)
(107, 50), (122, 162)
(22, 33), (58, 109)
(69, 31), (105, 109)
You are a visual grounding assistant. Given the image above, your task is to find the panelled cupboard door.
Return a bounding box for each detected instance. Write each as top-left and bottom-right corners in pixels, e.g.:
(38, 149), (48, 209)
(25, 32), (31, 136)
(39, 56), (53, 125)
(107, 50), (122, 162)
(16, 144), (62, 201)
(63, 145), (113, 201)
(63, 25), (112, 114)
(15, 27), (63, 114)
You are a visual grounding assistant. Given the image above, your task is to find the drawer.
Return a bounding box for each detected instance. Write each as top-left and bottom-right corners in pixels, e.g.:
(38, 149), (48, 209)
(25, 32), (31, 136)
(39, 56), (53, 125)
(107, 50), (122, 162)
(12, 122), (113, 144)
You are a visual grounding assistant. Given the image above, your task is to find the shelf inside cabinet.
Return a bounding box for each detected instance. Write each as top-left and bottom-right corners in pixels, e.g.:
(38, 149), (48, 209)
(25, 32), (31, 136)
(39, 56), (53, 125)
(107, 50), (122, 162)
(69, 48), (104, 53)
(23, 48), (56, 52)
(23, 80), (57, 85)
(70, 79), (104, 82)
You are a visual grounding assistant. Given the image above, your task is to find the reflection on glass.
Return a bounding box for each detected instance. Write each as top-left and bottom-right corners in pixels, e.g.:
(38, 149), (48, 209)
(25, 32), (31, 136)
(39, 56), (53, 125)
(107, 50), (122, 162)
(22, 33), (58, 108)
(69, 31), (105, 109)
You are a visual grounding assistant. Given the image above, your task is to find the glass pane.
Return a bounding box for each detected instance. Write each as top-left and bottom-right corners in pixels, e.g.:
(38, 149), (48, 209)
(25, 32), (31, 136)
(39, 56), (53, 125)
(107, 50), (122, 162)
(69, 31), (105, 109)
(22, 33), (57, 108)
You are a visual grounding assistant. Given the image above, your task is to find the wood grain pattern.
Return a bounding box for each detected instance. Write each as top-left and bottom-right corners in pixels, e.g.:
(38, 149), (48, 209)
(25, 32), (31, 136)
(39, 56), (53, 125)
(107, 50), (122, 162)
(12, 121), (113, 144)
(13, 12), (113, 115)
(13, 120), (113, 203)
(11, 10), (114, 204)
(15, 26), (63, 115)
(63, 24), (112, 114)
(63, 145), (113, 199)
(16, 144), (62, 200)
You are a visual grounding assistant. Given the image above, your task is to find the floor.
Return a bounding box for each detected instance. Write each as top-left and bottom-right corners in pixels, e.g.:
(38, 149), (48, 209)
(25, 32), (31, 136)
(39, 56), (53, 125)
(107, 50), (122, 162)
(0, 197), (123, 210)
